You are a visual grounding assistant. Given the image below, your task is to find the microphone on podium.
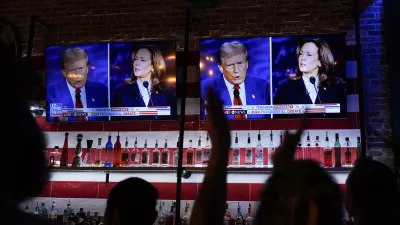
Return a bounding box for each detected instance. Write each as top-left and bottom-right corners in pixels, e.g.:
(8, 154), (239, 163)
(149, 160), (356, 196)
(309, 77), (322, 104)
(143, 81), (155, 107)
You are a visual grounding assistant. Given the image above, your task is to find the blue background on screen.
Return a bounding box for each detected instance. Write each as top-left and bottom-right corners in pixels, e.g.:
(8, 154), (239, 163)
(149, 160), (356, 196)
(270, 34), (346, 99)
(199, 37), (271, 84)
(45, 43), (109, 88)
(108, 41), (176, 100)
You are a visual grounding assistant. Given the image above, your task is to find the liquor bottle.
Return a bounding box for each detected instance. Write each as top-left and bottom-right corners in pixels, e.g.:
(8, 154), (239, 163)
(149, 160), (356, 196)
(356, 136), (361, 163)
(202, 134), (211, 165)
(141, 139), (150, 166)
(121, 137), (130, 167)
(344, 137), (352, 167)
(323, 132), (333, 167)
(235, 202), (244, 225)
(91, 212), (100, 225)
(334, 133), (342, 167)
(231, 133), (240, 166)
(94, 138), (103, 167)
(77, 208), (86, 221)
(24, 202), (29, 214)
(268, 131), (275, 167)
(195, 136), (203, 166)
(60, 132), (69, 167)
(83, 140), (93, 167)
(131, 137), (140, 166)
(186, 140), (194, 166)
(49, 201), (58, 222)
(40, 203), (48, 220)
(173, 139), (179, 167)
(305, 131), (311, 159)
(224, 203), (231, 225)
(83, 211), (91, 225)
(157, 201), (167, 225)
(63, 200), (72, 225)
(314, 136), (321, 165)
(113, 132), (122, 167)
(104, 133), (113, 167)
(72, 134), (83, 167)
(255, 131), (264, 167)
(245, 203), (253, 225)
(152, 140), (161, 166)
(167, 202), (176, 225)
(161, 139), (170, 167)
(245, 133), (253, 166)
(34, 202), (40, 216)
(182, 202), (191, 225)
(49, 146), (62, 167)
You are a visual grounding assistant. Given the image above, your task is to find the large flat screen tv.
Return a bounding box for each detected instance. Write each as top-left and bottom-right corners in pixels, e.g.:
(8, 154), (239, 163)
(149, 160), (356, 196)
(45, 41), (176, 122)
(199, 34), (347, 120)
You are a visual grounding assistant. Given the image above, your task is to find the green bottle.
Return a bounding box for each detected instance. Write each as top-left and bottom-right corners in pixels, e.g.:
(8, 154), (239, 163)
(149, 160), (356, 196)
(334, 133), (341, 167)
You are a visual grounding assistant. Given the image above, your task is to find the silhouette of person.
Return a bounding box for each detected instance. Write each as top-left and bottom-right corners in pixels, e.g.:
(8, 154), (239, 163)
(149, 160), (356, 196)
(346, 158), (400, 225)
(104, 177), (158, 225)
(0, 41), (52, 224)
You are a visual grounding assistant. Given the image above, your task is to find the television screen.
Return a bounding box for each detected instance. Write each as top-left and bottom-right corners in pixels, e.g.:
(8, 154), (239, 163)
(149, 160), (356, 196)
(199, 34), (347, 120)
(45, 41), (177, 122)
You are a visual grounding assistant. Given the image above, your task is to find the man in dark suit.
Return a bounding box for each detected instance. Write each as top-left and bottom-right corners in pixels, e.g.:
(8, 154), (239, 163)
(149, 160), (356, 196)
(46, 48), (108, 121)
(201, 41), (270, 120)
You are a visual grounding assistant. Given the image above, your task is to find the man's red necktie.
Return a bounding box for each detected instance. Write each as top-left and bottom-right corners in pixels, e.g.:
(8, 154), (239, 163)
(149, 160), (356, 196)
(75, 88), (86, 121)
(233, 85), (246, 119)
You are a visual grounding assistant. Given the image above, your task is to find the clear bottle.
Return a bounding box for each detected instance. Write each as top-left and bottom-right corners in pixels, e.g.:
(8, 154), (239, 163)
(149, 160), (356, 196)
(72, 134), (83, 167)
(186, 140), (194, 166)
(231, 133), (240, 166)
(34, 202), (40, 216)
(202, 134), (211, 166)
(245, 203), (253, 225)
(255, 131), (263, 167)
(113, 132), (122, 167)
(49, 201), (58, 222)
(83, 140), (93, 167)
(268, 131), (275, 167)
(224, 203), (231, 225)
(104, 133), (113, 167)
(235, 202), (243, 225)
(173, 139), (179, 167)
(344, 137), (352, 167)
(161, 139), (170, 167)
(121, 137), (130, 167)
(83, 211), (91, 225)
(40, 203), (48, 220)
(141, 139), (149, 166)
(60, 132), (69, 167)
(182, 202), (191, 225)
(195, 136), (203, 166)
(323, 132), (333, 168)
(157, 201), (166, 225)
(305, 131), (312, 160)
(94, 138), (103, 167)
(245, 133), (253, 166)
(334, 133), (341, 167)
(49, 146), (62, 167)
(63, 200), (72, 225)
(131, 137), (140, 166)
(152, 140), (161, 166)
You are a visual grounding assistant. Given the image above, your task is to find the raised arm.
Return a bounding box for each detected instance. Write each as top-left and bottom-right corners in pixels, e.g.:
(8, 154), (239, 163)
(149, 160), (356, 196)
(190, 87), (231, 225)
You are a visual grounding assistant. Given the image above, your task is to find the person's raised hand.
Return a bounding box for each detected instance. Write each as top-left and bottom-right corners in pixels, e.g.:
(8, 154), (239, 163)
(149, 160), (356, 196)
(205, 87), (231, 152)
(272, 117), (309, 169)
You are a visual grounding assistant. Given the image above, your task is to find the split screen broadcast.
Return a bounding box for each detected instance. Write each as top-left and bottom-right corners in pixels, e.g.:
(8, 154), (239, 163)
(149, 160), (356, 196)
(46, 34), (347, 122)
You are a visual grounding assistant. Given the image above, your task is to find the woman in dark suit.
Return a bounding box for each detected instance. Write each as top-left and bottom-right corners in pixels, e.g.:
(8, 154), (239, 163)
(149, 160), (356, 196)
(273, 38), (346, 118)
(111, 45), (176, 120)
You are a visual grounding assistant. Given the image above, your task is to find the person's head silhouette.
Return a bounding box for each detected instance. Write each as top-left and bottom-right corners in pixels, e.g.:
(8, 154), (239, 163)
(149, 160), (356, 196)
(346, 158), (399, 225)
(104, 177), (158, 225)
(256, 160), (343, 225)
(0, 40), (50, 224)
